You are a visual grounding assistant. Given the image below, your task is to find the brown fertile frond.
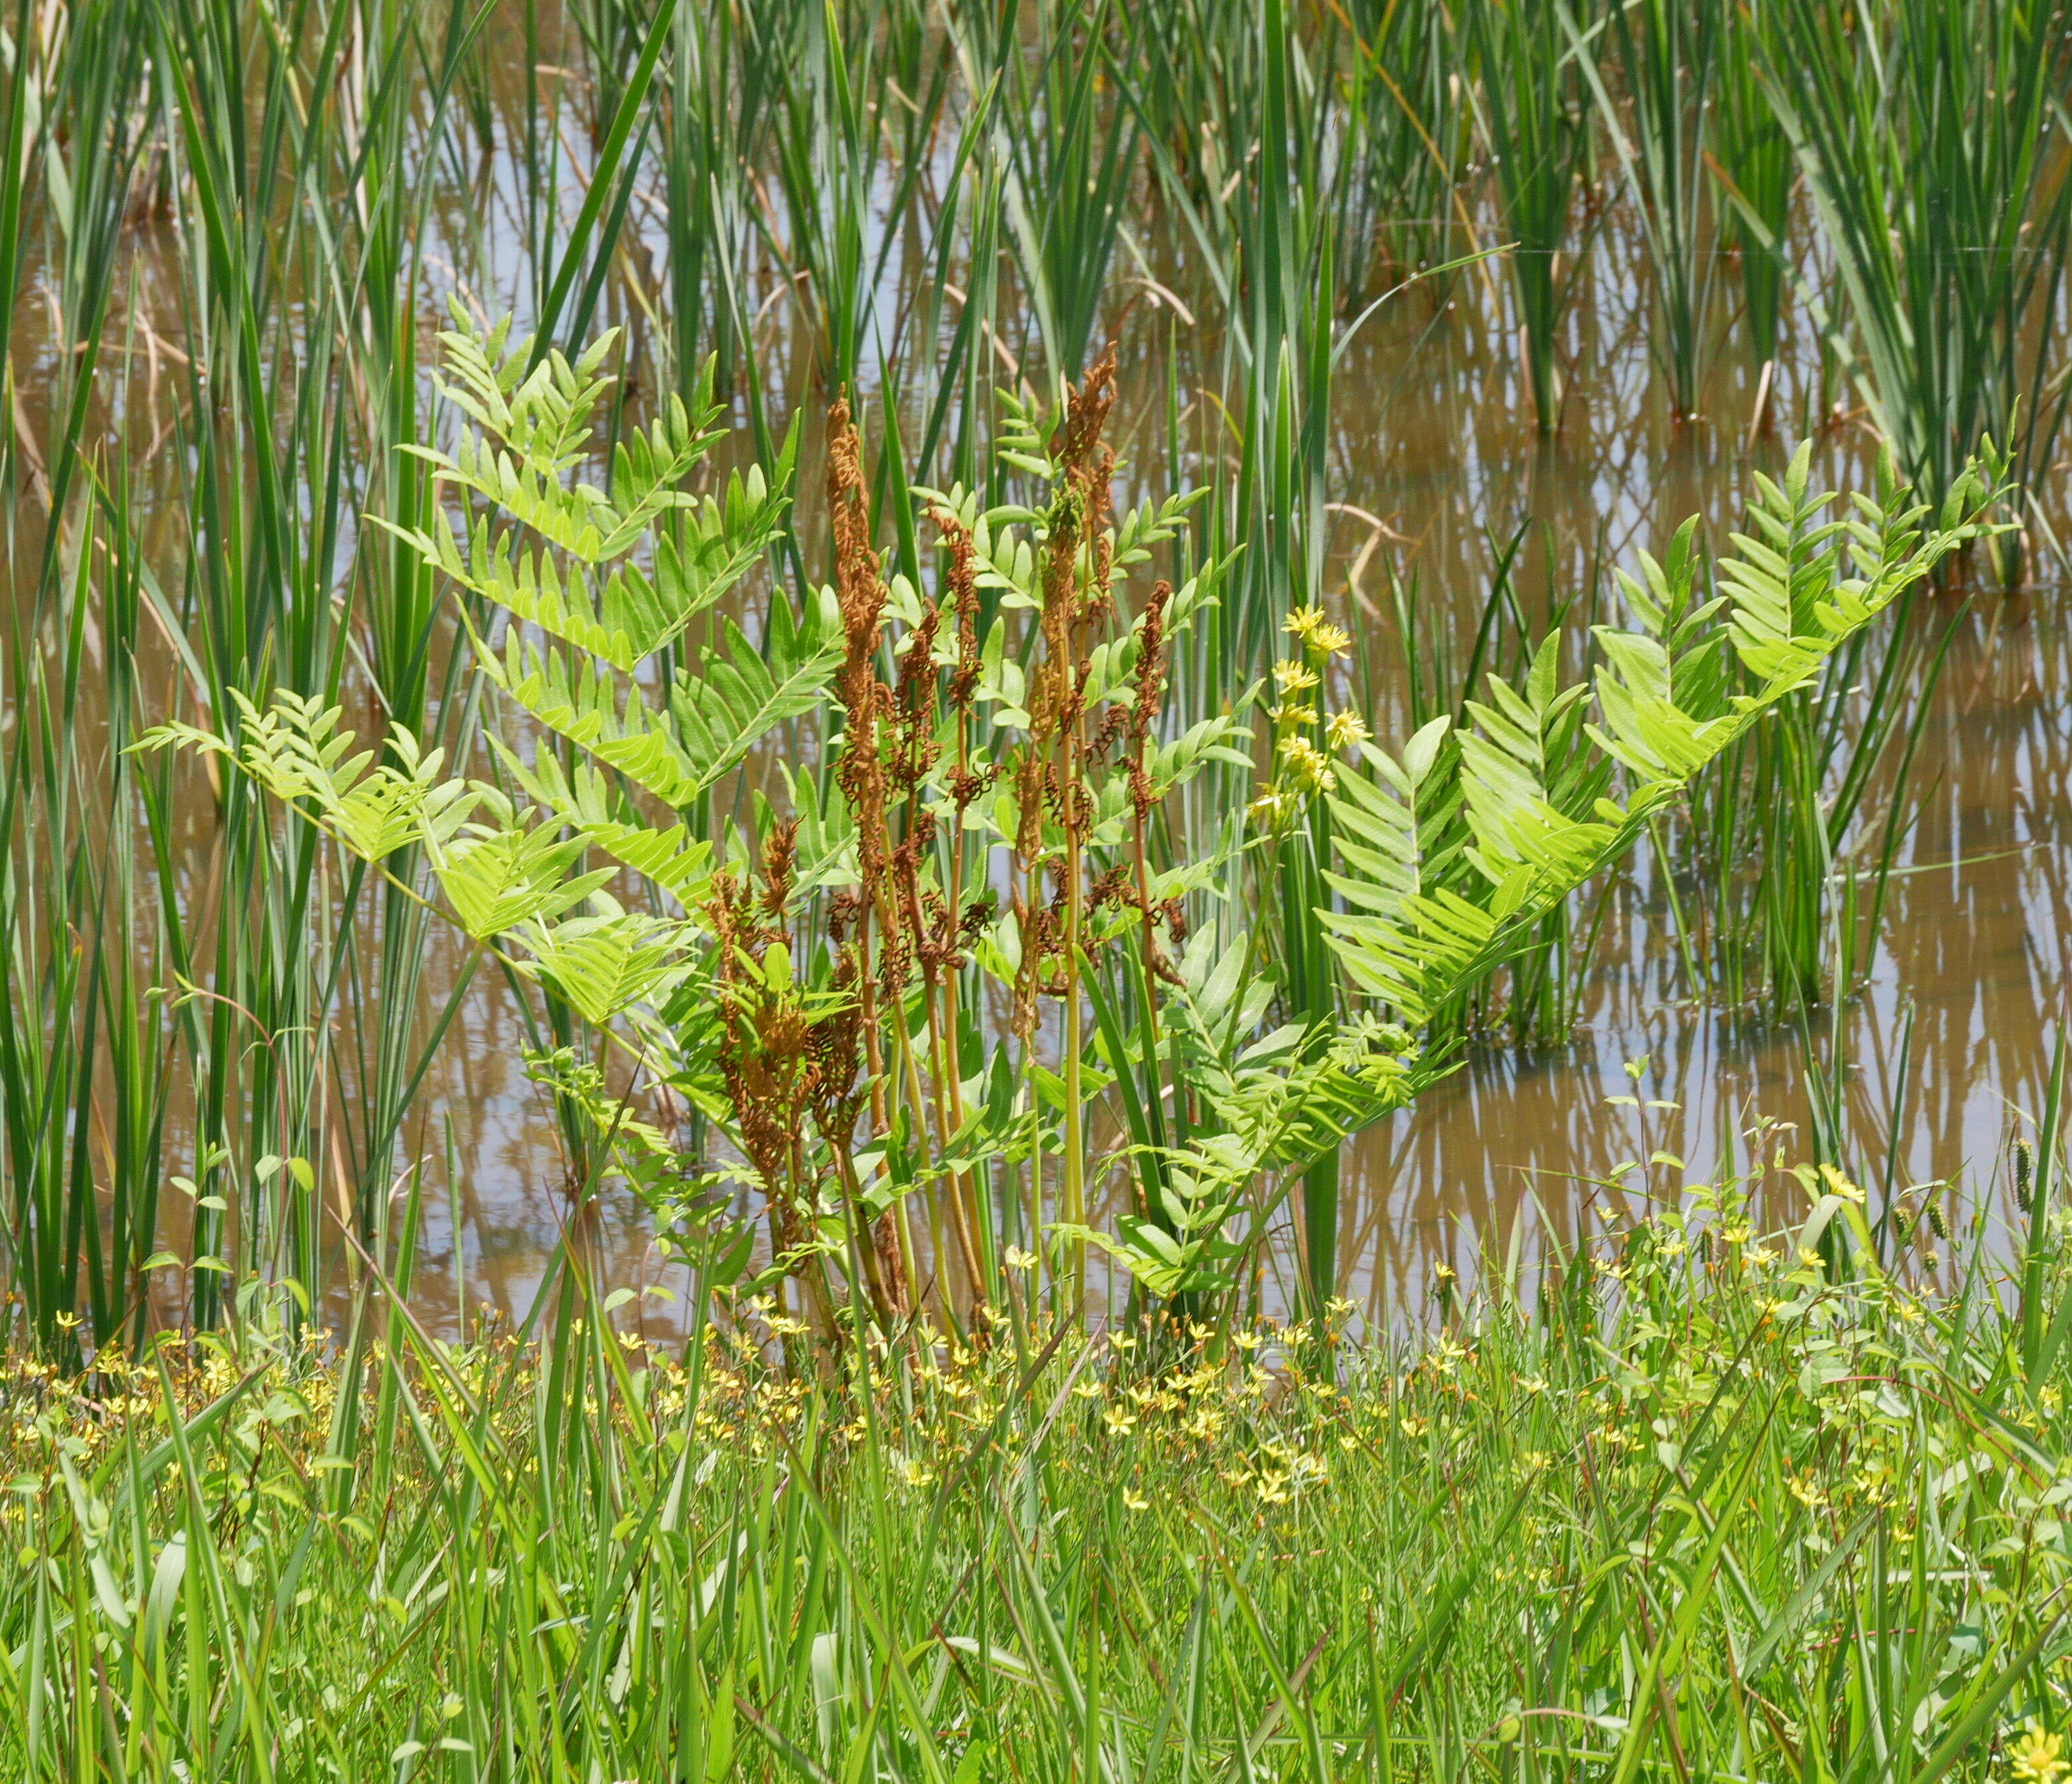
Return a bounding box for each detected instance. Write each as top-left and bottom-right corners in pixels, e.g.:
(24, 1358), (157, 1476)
(893, 604), (943, 791)
(826, 396), (895, 917)
(1129, 580), (1172, 820)
(760, 818), (799, 920)
(826, 395), (883, 650)
(935, 507), (983, 712)
(1054, 345), (1118, 473)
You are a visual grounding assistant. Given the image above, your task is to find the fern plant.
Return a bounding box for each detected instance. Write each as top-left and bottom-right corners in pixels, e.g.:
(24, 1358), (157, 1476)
(143, 316), (1239, 1336)
(1320, 445), (2001, 1031)
(141, 308), (2001, 1347)
(1256, 443), (2001, 1326)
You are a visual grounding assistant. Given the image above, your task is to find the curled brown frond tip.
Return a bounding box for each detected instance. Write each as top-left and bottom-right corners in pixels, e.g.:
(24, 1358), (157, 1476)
(1055, 344), (1119, 470)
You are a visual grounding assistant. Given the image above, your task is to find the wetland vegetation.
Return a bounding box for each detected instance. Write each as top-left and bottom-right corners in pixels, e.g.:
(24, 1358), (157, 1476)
(3, 0), (2072, 1775)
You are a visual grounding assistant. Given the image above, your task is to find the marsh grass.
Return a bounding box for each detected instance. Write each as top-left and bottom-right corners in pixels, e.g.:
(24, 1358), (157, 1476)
(1762, 0), (2072, 568)
(6, 1144), (2072, 1779)
(1466, 0), (1596, 435)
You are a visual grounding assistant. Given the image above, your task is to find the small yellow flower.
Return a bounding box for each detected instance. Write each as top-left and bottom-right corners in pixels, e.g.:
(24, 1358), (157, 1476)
(1284, 605), (1351, 656)
(1273, 657), (1321, 695)
(1786, 1473), (1827, 1511)
(1123, 1489), (1149, 1512)
(1324, 709), (1370, 754)
(1003, 1246), (1038, 1271)
(1233, 1330), (1265, 1351)
(1277, 735), (1336, 793)
(2011, 1720), (2068, 1784)
(1819, 1162), (1867, 1205)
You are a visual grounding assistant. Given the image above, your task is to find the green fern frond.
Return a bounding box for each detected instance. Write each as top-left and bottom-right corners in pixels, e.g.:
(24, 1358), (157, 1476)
(664, 592), (843, 792)
(430, 806), (617, 941)
(139, 691), (476, 864)
(481, 632), (710, 809)
(518, 903), (692, 1026)
(1325, 445), (1995, 1033)
(496, 746), (715, 902)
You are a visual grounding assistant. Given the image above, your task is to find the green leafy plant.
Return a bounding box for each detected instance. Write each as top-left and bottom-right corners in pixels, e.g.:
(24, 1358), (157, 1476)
(1324, 443), (2003, 1036)
(145, 319), (1241, 1336)
(142, 312), (2001, 1346)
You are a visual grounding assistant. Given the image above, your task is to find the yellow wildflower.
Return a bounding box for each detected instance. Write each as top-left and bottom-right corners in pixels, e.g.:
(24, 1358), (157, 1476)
(1325, 709), (1370, 753)
(2011, 1721), (2068, 1784)
(1819, 1162), (1867, 1204)
(1273, 657), (1321, 695)
(1284, 605), (1352, 656)
(1277, 735), (1336, 793)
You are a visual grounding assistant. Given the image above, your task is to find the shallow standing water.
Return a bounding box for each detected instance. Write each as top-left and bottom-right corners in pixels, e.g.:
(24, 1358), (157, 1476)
(8, 54), (2069, 1338)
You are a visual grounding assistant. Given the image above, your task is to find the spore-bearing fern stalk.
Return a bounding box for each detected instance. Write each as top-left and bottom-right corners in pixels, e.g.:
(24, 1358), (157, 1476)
(822, 397), (1007, 1324)
(1027, 351), (1119, 1305)
(825, 399), (921, 1317)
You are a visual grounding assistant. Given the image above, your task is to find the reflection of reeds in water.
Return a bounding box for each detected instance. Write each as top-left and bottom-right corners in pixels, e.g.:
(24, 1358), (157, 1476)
(1762, 0), (2072, 566)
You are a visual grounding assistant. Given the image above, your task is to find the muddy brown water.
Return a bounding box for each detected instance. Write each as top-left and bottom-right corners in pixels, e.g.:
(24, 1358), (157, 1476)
(11, 139), (2069, 1338)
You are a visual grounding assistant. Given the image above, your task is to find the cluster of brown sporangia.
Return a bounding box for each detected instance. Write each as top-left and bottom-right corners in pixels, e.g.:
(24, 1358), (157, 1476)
(704, 351), (1190, 1329)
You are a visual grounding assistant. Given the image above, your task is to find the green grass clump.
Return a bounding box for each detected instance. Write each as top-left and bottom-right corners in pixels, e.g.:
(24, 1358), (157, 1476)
(7, 1153), (2072, 1780)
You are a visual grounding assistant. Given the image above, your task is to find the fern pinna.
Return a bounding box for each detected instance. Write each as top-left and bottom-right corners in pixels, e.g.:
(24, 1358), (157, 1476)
(141, 309), (2003, 1341)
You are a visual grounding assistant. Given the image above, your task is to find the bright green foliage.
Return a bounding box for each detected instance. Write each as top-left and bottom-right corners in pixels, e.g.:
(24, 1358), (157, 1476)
(141, 311), (2002, 1326)
(1324, 443), (1999, 1031)
(6, 1152), (2072, 1780)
